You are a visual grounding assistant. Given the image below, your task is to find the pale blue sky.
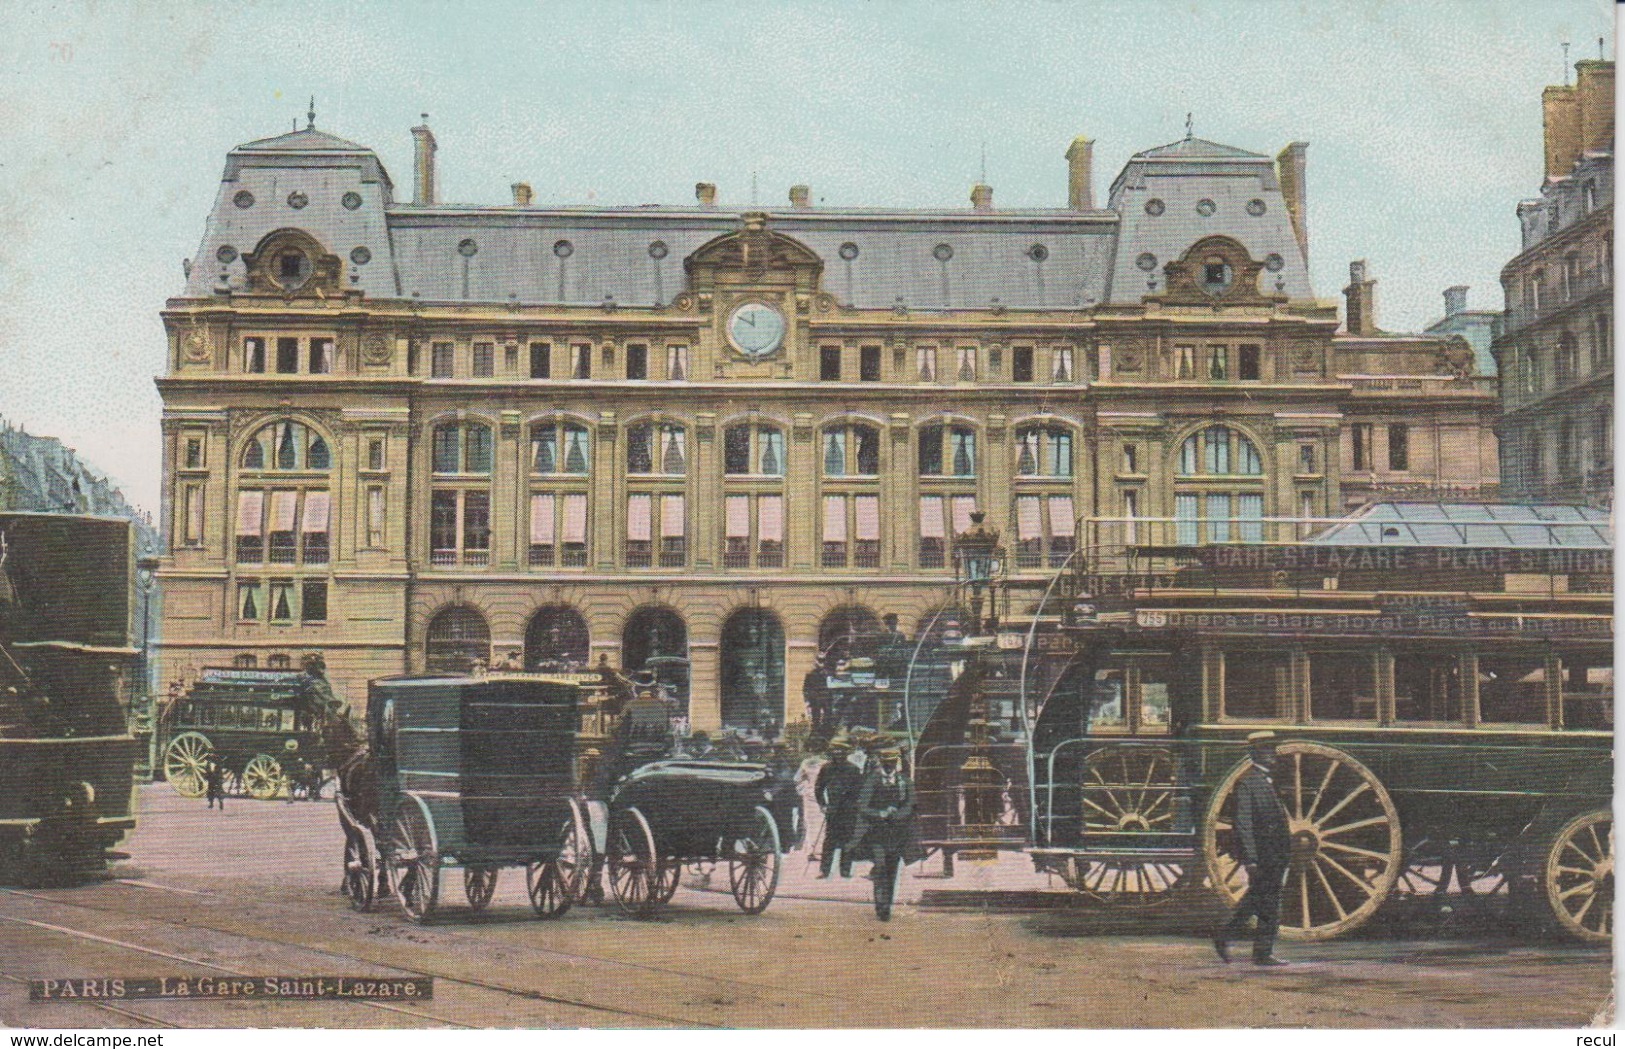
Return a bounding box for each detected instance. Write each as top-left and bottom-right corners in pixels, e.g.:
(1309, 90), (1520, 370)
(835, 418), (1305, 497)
(0, 0), (1613, 512)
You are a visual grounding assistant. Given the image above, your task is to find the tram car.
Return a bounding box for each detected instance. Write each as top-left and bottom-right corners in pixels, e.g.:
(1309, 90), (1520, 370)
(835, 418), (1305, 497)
(356, 674), (591, 923)
(602, 759), (798, 916)
(917, 503), (1613, 944)
(158, 666), (332, 799)
(0, 513), (143, 885)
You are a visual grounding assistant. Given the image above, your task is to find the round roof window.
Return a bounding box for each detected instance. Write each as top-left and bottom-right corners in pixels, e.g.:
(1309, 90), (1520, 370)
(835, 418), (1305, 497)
(287, 191), (309, 210)
(1196, 198), (1217, 217)
(838, 241), (859, 261)
(233, 190), (255, 209)
(932, 243), (954, 262)
(1028, 243), (1049, 262)
(1135, 252), (1158, 272)
(458, 238), (479, 258)
(215, 245), (238, 264)
(1144, 198), (1165, 216)
(1264, 253), (1286, 272)
(350, 246), (372, 265)
(1247, 198), (1267, 217)
(553, 239), (574, 258)
(341, 191), (363, 211)
(648, 240), (668, 260)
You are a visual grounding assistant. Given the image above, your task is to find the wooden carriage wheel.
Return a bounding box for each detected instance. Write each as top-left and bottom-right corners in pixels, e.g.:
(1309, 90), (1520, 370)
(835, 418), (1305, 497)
(1541, 809), (1612, 945)
(727, 806), (782, 915)
(550, 799), (592, 908)
(242, 754), (286, 801)
(342, 832), (376, 912)
(1202, 742), (1402, 941)
(1073, 745), (1189, 908)
(651, 859), (682, 905)
(607, 806), (659, 917)
(463, 867), (498, 912)
(387, 798), (440, 923)
(163, 732), (212, 798)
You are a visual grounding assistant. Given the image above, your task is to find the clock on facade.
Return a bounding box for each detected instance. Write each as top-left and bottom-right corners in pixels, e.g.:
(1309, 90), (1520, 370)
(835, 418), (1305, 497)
(726, 301), (786, 358)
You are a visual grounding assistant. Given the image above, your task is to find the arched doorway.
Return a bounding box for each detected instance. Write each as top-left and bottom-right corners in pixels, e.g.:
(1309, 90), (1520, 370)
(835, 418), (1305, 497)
(425, 605), (490, 674)
(719, 608), (785, 734)
(622, 607), (689, 715)
(523, 606), (590, 671)
(817, 605), (882, 664)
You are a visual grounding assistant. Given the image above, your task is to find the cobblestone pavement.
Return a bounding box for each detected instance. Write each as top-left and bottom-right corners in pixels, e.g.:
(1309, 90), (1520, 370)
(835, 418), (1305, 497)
(0, 785), (1611, 1029)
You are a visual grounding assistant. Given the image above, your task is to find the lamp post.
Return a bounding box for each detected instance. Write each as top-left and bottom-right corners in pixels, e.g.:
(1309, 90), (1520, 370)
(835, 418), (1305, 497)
(135, 556), (160, 779)
(951, 510), (1004, 637)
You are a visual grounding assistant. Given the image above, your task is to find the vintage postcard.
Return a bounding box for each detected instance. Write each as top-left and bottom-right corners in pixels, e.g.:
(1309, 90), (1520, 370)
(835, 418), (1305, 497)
(0, 0), (1615, 1034)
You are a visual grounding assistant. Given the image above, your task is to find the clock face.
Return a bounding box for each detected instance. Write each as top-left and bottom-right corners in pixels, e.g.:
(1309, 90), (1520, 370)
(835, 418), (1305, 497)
(727, 302), (786, 359)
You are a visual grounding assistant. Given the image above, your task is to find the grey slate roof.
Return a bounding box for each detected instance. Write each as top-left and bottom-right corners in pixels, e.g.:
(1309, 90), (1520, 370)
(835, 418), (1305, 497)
(182, 124), (1315, 310)
(1309, 502), (1614, 549)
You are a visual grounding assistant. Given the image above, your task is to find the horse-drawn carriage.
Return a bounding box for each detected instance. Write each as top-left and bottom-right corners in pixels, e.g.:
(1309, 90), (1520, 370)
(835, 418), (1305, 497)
(159, 667), (333, 800)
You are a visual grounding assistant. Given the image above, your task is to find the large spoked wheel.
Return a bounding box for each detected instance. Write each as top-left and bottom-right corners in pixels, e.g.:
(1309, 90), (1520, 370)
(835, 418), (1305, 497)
(552, 800), (593, 907)
(387, 800), (440, 923)
(464, 867), (498, 912)
(651, 859), (682, 905)
(728, 805), (782, 915)
(242, 754), (286, 801)
(1541, 809), (1612, 945)
(342, 832), (376, 912)
(163, 732), (213, 797)
(1202, 742), (1402, 941)
(607, 806), (659, 917)
(526, 860), (572, 919)
(1074, 745), (1188, 908)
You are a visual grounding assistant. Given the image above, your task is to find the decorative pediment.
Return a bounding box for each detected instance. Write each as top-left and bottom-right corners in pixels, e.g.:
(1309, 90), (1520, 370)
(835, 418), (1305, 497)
(684, 212), (823, 292)
(242, 228), (342, 298)
(1150, 235), (1279, 307)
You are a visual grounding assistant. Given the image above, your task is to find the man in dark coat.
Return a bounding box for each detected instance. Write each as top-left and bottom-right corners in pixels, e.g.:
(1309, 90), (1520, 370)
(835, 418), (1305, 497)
(204, 755), (227, 810)
(1214, 731), (1293, 966)
(813, 739), (863, 878)
(850, 745), (918, 920)
(802, 656), (832, 737)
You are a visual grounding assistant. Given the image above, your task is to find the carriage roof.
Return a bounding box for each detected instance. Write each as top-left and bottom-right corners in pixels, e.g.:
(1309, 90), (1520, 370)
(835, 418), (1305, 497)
(369, 675), (579, 782)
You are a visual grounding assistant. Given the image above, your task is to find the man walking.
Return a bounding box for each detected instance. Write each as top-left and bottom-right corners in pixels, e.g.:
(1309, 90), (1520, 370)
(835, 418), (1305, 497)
(204, 755), (227, 811)
(813, 739), (863, 878)
(851, 745), (919, 921)
(1214, 731), (1293, 966)
(802, 655), (832, 737)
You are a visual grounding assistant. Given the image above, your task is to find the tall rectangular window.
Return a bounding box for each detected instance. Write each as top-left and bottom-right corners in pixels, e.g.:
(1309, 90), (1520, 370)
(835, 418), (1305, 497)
(366, 438), (385, 471)
(244, 337), (266, 373)
(472, 342), (494, 377)
(1298, 444), (1316, 474)
(300, 581), (328, 624)
(820, 345), (842, 381)
(182, 485), (204, 546)
(268, 490), (299, 564)
(626, 343), (648, 380)
(276, 337), (299, 374)
(659, 493), (686, 567)
(1174, 345), (1196, 379)
(504, 343), (519, 372)
(626, 494), (652, 567)
(956, 346), (977, 382)
(366, 487), (385, 547)
(235, 490), (265, 563)
(309, 338), (334, 375)
(917, 346), (938, 382)
(430, 490), (488, 566)
(431, 342), (454, 378)
(758, 495), (784, 568)
(529, 492), (556, 566)
(1351, 424), (1373, 471)
(301, 491), (330, 564)
(1012, 347), (1034, 382)
(1388, 424), (1410, 471)
(859, 345), (881, 382)
(724, 495), (751, 569)
(530, 492), (589, 567)
(667, 344), (688, 381)
(560, 493), (588, 566)
(1238, 344), (1261, 381)
(571, 343), (591, 379)
(1175, 493), (1199, 546)
(529, 342), (551, 379)
(918, 495), (947, 568)
(1207, 344), (1228, 380)
(183, 435), (204, 469)
(1052, 346), (1074, 383)
(268, 581), (295, 623)
(822, 495), (849, 567)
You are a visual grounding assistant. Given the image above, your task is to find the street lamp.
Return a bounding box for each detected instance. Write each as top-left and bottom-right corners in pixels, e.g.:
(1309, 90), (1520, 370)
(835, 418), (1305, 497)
(135, 555), (160, 779)
(952, 510), (1004, 636)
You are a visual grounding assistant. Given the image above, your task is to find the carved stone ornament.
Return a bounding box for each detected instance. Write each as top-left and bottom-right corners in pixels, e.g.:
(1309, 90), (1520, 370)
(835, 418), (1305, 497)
(1118, 349), (1143, 372)
(685, 213), (824, 296)
(1152, 235), (1276, 307)
(361, 332), (392, 366)
(241, 227), (342, 298)
(1292, 347), (1318, 372)
(182, 327), (210, 363)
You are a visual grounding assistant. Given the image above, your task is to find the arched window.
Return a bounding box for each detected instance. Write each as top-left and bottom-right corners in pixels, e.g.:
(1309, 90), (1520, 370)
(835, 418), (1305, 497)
(523, 606), (590, 671)
(1014, 424), (1073, 478)
(425, 605), (490, 674)
(623, 607), (689, 715)
(530, 420), (591, 475)
(719, 608), (785, 733)
(627, 422), (687, 475)
(919, 422), (976, 477)
(724, 423), (785, 476)
(1177, 426), (1263, 476)
(431, 421), (493, 475)
(817, 606), (882, 664)
(821, 423), (879, 477)
(241, 420), (330, 472)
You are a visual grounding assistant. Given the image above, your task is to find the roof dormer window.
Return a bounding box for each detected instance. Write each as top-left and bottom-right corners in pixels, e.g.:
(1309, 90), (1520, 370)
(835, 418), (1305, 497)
(1202, 258), (1232, 294)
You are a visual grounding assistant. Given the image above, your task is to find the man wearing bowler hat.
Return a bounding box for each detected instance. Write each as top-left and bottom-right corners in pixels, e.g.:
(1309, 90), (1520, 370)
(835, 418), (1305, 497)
(1214, 730), (1293, 966)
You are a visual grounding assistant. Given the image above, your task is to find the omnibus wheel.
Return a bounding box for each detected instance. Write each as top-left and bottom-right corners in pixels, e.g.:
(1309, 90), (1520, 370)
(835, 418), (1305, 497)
(1541, 808), (1612, 945)
(163, 732), (212, 798)
(242, 754), (285, 801)
(1202, 741), (1401, 941)
(1074, 745), (1188, 908)
(464, 867), (498, 912)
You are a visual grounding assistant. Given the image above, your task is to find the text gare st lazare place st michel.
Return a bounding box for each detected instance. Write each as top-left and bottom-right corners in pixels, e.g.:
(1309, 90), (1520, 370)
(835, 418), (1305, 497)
(28, 977), (433, 1001)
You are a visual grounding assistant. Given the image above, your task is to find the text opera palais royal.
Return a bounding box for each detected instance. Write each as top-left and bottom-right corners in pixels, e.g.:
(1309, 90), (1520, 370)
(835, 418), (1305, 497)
(153, 114), (1499, 728)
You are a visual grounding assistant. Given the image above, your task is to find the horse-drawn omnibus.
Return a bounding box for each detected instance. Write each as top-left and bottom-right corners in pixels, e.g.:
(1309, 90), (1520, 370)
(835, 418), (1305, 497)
(159, 667), (333, 800)
(914, 503), (1612, 944)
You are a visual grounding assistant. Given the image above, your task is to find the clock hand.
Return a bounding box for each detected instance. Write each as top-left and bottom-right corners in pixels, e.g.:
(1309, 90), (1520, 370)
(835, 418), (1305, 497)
(742, 313), (756, 327)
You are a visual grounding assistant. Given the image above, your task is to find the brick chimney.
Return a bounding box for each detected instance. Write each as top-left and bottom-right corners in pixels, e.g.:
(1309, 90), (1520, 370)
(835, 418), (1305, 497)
(1542, 83), (1582, 178)
(1065, 136), (1094, 209)
(511, 182), (532, 206)
(1443, 285), (1468, 317)
(1575, 59), (1615, 155)
(789, 184), (811, 208)
(411, 115), (437, 206)
(1276, 142), (1309, 264)
(695, 182), (717, 207)
(970, 183), (993, 211)
(1344, 260), (1378, 336)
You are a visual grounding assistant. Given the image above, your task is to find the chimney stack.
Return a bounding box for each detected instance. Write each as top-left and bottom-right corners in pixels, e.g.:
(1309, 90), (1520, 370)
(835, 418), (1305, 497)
(1575, 59), (1615, 156)
(1276, 142), (1309, 264)
(1542, 83), (1582, 178)
(695, 182), (717, 207)
(1065, 136), (1094, 209)
(1344, 260), (1378, 336)
(511, 182), (533, 206)
(789, 184), (811, 208)
(411, 115), (437, 206)
(1443, 285), (1468, 317)
(970, 183), (993, 211)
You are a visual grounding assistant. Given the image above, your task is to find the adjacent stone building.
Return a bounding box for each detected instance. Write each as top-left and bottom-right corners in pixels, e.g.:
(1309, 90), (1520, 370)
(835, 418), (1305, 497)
(153, 117), (1499, 724)
(1491, 59), (1614, 506)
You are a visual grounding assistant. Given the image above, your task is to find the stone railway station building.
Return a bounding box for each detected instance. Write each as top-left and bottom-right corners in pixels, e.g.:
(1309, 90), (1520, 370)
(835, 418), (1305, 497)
(154, 116), (1499, 728)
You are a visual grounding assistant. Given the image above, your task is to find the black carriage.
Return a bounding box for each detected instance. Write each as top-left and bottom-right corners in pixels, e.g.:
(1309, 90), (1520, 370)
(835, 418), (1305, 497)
(0, 513), (143, 885)
(602, 759), (799, 916)
(349, 675), (591, 923)
(159, 667), (332, 800)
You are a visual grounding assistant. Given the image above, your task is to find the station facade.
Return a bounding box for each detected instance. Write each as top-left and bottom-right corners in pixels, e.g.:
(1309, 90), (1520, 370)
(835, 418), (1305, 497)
(154, 116), (1499, 727)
